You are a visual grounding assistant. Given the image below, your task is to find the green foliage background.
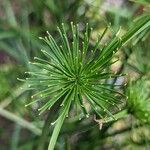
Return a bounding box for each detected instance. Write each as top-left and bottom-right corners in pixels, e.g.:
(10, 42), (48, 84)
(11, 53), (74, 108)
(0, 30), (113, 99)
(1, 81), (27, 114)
(0, 0), (150, 150)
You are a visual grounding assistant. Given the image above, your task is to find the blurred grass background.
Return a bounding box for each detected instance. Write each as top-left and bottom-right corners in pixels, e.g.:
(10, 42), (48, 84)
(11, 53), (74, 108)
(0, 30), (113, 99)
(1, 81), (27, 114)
(0, 0), (150, 150)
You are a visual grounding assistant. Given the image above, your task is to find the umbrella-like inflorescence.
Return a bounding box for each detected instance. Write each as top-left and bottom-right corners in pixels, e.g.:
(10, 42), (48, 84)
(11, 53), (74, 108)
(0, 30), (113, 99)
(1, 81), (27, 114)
(24, 22), (126, 119)
(18, 16), (150, 149)
(17, 14), (150, 150)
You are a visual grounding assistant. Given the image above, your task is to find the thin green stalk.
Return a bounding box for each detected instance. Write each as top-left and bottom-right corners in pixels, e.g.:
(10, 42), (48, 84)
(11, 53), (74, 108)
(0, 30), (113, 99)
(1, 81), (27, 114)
(37, 99), (65, 150)
(10, 124), (21, 150)
(0, 84), (27, 108)
(48, 97), (72, 150)
(48, 113), (66, 150)
(0, 107), (41, 135)
(37, 110), (55, 150)
(102, 109), (128, 123)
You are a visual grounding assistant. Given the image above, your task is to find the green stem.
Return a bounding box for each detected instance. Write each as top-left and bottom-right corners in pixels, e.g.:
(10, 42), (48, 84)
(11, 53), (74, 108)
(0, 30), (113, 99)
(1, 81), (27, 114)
(37, 95), (70, 150)
(48, 114), (66, 150)
(0, 83), (27, 108)
(48, 99), (72, 150)
(10, 124), (21, 150)
(0, 107), (41, 135)
(103, 109), (128, 123)
(37, 110), (54, 150)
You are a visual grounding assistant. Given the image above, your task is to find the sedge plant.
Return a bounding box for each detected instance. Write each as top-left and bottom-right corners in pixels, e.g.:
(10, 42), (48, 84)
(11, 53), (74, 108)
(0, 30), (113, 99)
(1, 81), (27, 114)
(127, 77), (150, 124)
(20, 14), (150, 150)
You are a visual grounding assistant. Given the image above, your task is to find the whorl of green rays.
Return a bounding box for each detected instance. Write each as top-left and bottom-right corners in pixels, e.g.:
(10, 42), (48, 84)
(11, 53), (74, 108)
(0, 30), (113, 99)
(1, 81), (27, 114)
(25, 23), (126, 150)
(26, 22), (125, 118)
(20, 14), (150, 150)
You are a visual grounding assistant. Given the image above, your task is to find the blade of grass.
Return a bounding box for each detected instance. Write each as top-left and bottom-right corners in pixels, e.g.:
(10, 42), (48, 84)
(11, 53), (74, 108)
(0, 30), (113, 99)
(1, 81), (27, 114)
(0, 107), (42, 135)
(48, 89), (73, 150)
(2, 0), (17, 26)
(0, 84), (27, 108)
(10, 124), (21, 150)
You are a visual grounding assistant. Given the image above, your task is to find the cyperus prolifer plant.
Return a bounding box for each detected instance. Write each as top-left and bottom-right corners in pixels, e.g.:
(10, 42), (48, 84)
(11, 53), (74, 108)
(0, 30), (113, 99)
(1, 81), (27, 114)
(26, 23), (125, 149)
(28, 23), (125, 116)
(21, 14), (150, 150)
